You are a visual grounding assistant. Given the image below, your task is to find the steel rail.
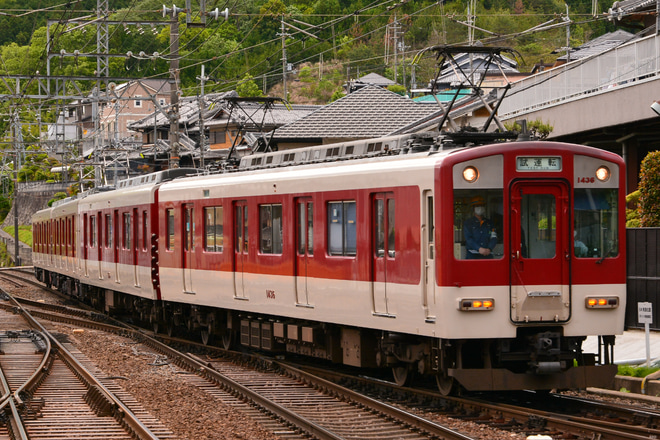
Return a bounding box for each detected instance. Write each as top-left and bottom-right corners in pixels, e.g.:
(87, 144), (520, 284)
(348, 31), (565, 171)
(2, 292), (160, 440)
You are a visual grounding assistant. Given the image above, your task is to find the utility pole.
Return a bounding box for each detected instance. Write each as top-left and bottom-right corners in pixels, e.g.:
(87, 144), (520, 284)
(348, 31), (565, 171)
(279, 16), (288, 100)
(11, 108), (20, 265)
(197, 65), (207, 169)
(164, 6), (183, 169)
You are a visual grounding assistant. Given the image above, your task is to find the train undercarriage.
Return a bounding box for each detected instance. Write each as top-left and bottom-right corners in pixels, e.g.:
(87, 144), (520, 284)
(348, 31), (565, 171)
(36, 268), (618, 395)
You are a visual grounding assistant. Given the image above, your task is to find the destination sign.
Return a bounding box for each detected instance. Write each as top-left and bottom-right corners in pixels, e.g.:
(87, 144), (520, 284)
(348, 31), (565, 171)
(516, 156), (561, 171)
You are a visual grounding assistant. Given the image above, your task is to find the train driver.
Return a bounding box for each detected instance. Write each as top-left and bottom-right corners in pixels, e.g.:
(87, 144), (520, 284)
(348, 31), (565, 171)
(463, 196), (498, 259)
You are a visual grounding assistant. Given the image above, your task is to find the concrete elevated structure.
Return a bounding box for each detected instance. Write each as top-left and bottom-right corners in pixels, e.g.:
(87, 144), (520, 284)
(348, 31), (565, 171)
(498, 31), (660, 193)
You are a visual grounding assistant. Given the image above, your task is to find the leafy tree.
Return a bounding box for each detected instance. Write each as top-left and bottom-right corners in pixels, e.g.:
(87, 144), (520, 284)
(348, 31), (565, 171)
(48, 192), (68, 207)
(638, 151), (660, 227)
(387, 84), (407, 96)
(237, 74), (264, 97)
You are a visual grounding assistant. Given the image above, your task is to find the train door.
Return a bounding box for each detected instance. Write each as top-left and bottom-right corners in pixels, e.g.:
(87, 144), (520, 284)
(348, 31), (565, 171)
(422, 190), (435, 320)
(182, 204), (195, 294)
(233, 201), (248, 299)
(295, 198), (313, 306)
(372, 192), (395, 316)
(510, 181), (570, 323)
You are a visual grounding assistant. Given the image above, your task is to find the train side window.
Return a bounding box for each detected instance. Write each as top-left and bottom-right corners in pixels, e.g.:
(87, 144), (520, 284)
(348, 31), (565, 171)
(260, 204), (283, 254)
(328, 201), (357, 256)
(105, 214), (112, 248)
(167, 209), (175, 251)
(90, 216), (97, 247)
(123, 212), (131, 250)
(204, 206), (223, 252)
(142, 211), (148, 251)
(453, 190), (503, 260)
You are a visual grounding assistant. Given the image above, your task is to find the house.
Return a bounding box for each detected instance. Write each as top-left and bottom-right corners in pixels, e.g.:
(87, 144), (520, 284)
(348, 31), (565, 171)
(128, 92), (320, 167)
(98, 79), (171, 149)
(270, 85), (446, 150)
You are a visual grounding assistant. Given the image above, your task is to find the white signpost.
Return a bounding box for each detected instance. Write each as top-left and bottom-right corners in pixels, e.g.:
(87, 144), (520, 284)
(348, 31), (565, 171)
(638, 302), (653, 366)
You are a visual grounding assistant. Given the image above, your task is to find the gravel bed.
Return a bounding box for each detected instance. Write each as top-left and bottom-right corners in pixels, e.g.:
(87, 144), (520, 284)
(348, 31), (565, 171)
(5, 277), (655, 439)
(55, 325), (280, 440)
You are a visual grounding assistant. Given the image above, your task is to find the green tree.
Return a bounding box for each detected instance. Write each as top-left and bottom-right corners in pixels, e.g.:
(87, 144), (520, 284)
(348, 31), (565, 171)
(638, 151), (660, 227)
(237, 74), (264, 97)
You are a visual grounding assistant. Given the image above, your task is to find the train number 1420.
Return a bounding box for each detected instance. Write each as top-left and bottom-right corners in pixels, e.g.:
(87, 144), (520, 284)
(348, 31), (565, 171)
(577, 177), (595, 184)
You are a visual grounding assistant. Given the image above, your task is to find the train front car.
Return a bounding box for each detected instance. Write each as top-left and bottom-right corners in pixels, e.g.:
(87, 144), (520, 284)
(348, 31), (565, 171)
(435, 141), (625, 393)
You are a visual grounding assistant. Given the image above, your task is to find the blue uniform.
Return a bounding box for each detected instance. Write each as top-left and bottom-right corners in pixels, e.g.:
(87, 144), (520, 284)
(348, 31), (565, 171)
(463, 216), (497, 259)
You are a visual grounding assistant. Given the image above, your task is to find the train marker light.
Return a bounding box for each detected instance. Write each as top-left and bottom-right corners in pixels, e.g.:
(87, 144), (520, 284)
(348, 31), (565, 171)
(462, 166), (479, 183)
(595, 166), (610, 182)
(459, 298), (494, 311)
(585, 296), (619, 309)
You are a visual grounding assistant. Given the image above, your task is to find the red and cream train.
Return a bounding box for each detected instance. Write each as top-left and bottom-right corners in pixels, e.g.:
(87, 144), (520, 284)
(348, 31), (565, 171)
(32, 134), (626, 394)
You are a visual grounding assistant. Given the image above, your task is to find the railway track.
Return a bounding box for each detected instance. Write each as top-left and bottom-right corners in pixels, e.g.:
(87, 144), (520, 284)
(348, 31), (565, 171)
(0, 270), (475, 440)
(0, 292), (173, 440)
(3, 267), (659, 440)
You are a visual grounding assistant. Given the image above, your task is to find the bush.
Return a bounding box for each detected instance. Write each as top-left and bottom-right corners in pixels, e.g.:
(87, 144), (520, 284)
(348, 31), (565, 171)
(47, 192), (68, 207)
(618, 364), (660, 377)
(626, 190), (641, 228)
(638, 151), (660, 227)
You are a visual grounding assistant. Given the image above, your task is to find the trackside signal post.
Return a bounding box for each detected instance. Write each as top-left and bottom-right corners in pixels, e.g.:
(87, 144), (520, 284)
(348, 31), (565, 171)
(638, 302), (653, 366)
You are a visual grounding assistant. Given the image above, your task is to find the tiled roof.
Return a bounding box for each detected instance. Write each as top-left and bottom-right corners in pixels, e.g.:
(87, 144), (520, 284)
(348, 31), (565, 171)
(129, 91), (237, 129)
(203, 103), (321, 129)
(356, 72), (395, 86)
(272, 85), (444, 139)
(556, 30), (635, 61)
(609, 0), (657, 17)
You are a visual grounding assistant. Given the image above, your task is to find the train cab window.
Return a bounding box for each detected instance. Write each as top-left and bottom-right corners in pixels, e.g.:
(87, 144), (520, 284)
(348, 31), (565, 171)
(574, 188), (619, 258)
(167, 209), (175, 251)
(260, 204), (283, 254)
(328, 201), (357, 256)
(123, 213), (131, 249)
(204, 206), (224, 252)
(453, 190), (503, 260)
(90, 216), (97, 247)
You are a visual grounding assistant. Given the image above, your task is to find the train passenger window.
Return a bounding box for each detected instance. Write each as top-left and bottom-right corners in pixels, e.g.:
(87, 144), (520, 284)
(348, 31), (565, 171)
(123, 213), (131, 249)
(204, 206), (223, 252)
(167, 209), (175, 251)
(142, 211), (148, 251)
(453, 190), (503, 260)
(90, 216), (97, 247)
(374, 198), (395, 257)
(328, 201), (357, 256)
(105, 214), (112, 248)
(260, 204), (283, 254)
(184, 207), (194, 251)
(298, 202), (313, 255)
(574, 188), (618, 258)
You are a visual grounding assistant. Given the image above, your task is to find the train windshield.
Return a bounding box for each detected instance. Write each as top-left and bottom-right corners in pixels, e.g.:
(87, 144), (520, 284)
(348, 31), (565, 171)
(573, 188), (619, 258)
(453, 189), (504, 260)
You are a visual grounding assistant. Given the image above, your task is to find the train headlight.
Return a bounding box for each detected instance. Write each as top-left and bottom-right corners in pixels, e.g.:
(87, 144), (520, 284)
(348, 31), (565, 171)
(595, 166), (610, 182)
(585, 296), (619, 309)
(459, 298), (494, 311)
(462, 166), (479, 183)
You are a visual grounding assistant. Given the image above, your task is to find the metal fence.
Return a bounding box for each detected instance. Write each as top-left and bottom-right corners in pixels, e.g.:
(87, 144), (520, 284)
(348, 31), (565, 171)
(626, 228), (660, 331)
(498, 33), (660, 119)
